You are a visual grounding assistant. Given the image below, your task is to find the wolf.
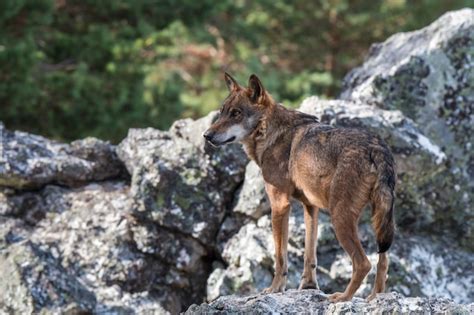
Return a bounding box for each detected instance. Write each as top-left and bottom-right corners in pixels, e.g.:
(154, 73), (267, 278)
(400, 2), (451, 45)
(203, 73), (396, 302)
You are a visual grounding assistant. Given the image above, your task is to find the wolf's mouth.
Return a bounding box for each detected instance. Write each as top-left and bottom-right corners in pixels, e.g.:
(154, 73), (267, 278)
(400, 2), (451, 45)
(222, 136), (236, 144)
(207, 136), (236, 147)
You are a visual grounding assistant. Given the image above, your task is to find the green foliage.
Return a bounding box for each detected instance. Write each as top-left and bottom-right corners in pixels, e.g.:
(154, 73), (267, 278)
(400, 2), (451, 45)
(0, 0), (471, 142)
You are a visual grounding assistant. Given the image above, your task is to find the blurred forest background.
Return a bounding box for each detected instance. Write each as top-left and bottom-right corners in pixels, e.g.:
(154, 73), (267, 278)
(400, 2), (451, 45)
(1, 0), (472, 143)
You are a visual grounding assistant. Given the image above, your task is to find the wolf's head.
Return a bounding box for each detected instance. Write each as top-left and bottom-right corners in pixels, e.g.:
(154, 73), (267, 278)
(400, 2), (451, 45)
(203, 73), (272, 146)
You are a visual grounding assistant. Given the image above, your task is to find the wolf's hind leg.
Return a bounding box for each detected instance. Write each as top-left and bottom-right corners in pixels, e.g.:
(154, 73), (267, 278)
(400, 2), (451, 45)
(328, 205), (371, 303)
(299, 204), (319, 290)
(366, 252), (388, 301)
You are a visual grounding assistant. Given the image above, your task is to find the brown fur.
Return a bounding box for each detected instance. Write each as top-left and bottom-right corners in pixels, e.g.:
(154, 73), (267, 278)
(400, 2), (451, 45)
(204, 73), (396, 302)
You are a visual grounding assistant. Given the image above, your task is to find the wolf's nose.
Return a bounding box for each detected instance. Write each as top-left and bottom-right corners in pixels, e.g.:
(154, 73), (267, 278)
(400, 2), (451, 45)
(203, 130), (214, 141)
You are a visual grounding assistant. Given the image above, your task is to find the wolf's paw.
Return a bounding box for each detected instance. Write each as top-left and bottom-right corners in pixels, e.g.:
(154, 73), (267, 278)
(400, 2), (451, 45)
(262, 277), (286, 294)
(298, 279), (319, 290)
(262, 285), (286, 294)
(327, 292), (352, 303)
(366, 292), (377, 302)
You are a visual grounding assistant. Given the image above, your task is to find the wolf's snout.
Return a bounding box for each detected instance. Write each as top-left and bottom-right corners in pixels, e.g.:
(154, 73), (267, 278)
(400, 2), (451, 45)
(203, 130), (214, 142)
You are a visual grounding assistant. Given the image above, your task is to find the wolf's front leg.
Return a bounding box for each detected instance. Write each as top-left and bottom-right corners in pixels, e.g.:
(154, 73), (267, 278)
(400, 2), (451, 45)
(299, 204), (319, 290)
(262, 183), (291, 294)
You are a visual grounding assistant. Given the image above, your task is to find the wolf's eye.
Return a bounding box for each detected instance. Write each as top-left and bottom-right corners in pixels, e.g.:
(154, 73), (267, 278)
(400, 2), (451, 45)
(231, 109), (241, 117)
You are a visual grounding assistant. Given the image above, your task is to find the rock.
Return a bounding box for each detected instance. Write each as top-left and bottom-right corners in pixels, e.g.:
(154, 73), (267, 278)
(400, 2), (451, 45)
(117, 112), (248, 245)
(131, 222), (207, 273)
(0, 189), (46, 223)
(0, 241), (98, 314)
(232, 161), (269, 219)
(0, 184), (76, 224)
(0, 182), (190, 314)
(116, 111), (249, 309)
(0, 112), (249, 314)
(0, 182), (150, 313)
(186, 290), (473, 314)
(215, 214), (250, 253)
(340, 8), (474, 248)
(0, 216), (31, 250)
(341, 9), (473, 141)
(0, 123), (125, 189)
(210, 215), (275, 299)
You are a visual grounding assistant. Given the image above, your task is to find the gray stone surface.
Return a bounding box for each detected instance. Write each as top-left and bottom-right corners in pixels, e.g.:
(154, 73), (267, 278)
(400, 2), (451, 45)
(186, 290), (473, 314)
(232, 161), (269, 219)
(117, 112), (247, 244)
(0, 182), (173, 314)
(0, 122), (125, 189)
(0, 110), (248, 314)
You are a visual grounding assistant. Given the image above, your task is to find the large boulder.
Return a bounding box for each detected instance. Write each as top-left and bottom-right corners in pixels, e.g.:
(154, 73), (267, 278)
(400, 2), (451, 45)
(117, 112), (248, 245)
(0, 182), (172, 314)
(113, 112), (248, 310)
(0, 122), (125, 189)
(187, 290), (473, 314)
(0, 112), (249, 314)
(341, 9), (473, 147)
(340, 8), (474, 247)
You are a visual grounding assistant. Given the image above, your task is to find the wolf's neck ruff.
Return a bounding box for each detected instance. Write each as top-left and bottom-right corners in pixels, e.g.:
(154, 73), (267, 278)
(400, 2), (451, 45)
(242, 115), (266, 165)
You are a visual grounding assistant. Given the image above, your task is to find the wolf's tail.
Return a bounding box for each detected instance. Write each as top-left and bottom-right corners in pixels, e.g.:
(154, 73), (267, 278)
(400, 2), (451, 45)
(370, 145), (396, 253)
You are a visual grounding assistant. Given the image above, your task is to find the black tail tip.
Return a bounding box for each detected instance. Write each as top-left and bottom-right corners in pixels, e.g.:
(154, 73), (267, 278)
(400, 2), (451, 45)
(377, 241), (392, 253)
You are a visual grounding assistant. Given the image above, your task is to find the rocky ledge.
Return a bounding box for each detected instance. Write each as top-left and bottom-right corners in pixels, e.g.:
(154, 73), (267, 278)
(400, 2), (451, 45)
(187, 290), (473, 314)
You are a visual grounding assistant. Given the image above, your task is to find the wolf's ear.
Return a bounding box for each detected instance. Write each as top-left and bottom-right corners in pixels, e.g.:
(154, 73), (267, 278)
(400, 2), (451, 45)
(224, 72), (239, 92)
(248, 74), (265, 103)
